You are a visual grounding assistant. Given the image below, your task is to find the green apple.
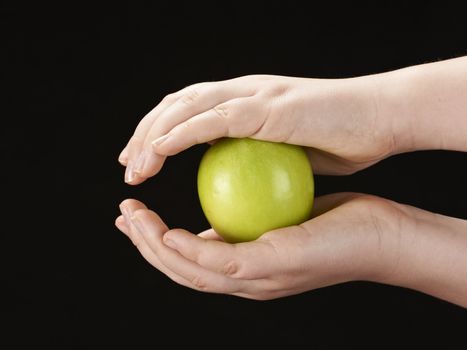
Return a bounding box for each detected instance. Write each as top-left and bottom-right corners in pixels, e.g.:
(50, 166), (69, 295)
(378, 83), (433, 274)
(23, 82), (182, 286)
(197, 137), (314, 243)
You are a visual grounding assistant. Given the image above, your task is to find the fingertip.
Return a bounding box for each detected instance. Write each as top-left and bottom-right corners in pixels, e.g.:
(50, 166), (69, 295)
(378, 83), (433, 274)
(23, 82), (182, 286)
(119, 198), (133, 209)
(138, 152), (165, 179)
(131, 207), (148, 219)
(152, 139), (173, 156)
(163, 229), (198, 252)
(125, 174), (147, 186)
(118, 199), (148, 220)
(120, 198), (145, 206)
(132, 208), (168, 231)
(125, 162), (148, 185)
(153, 138), (185, 157)
(198, 229), (224, 241)
(151, 134), (170, 148)
(164, 228), (192, 242)
(151, 129), (186, 156)
(207, 138), (219, 146)
(115, 215), (125, 226)
(162, 232), (178, 250)
(115, 215), (129, 234)
(118, 147), (129, 165)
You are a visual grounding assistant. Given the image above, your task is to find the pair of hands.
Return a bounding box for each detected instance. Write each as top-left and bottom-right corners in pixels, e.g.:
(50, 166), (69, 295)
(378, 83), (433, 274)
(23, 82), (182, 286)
(116, 59), (467, 304)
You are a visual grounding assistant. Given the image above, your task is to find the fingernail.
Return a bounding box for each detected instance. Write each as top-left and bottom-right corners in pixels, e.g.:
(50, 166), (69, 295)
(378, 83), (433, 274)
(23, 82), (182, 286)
(130, 215), (145, 234)
(121, 206), (132, 226)
(134, 151), (147, 174)
(124, 162), (135, 183)
(152, 134), (170, 147)
(163, 234), (177, 249)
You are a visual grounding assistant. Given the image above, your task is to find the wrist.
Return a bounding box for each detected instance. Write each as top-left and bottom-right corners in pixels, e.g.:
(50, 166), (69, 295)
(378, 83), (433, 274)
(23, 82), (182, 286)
(374, 204), (467, 307)
(376, 57), (467, 154)
(353, 197), (412, 283)
(322, 196), (411, 285)
(373, 68), (420, 155)
(331, 75), (398, 159)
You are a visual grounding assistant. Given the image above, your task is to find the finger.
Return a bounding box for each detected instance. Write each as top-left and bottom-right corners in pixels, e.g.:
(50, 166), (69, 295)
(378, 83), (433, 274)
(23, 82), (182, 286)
(118, 199), (150, 245)
(119, 90), (184, 166)
(118, 200), (273, 297)
(206, 138), (220, 146)
(135, 81), (256, 179)
(123, 137), (165, 185)
(118, 203), (297, 299)
(118, 147), (129, 165)
(148, 81), (255, 142)
(125, 151), (166, 185)
(117, 200), (196, 288)
(124, 137), (156, 185)
(122, 224), (195, 289)
(119, 198), (148, 219)
(153, 96), (264, 156)
(122, 88), (192, 183)
(198, 228), (224, 241)
(130, 209), (248, 294)
(311, 192), (363, 218)
(115, 215), (130, 234)
(134, 236), (195, 290)
(162, 228), (280, 280)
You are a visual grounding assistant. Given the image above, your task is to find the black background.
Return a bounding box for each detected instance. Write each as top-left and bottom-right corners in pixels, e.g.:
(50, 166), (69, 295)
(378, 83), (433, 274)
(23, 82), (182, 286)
(4, 2), (467, 348)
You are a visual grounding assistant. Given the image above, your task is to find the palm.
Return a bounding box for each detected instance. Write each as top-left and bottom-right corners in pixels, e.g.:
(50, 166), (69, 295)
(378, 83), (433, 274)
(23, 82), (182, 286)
(116, 193), (401, 300)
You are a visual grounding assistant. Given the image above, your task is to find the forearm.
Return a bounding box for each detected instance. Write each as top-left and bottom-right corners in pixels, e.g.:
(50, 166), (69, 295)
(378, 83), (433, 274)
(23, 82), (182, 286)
(377, 56), (467, 153)
(381, 205), (467, 307)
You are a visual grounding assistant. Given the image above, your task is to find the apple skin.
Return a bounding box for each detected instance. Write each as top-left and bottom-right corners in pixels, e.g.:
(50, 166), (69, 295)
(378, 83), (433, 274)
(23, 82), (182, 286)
(197, 138), (314, 243)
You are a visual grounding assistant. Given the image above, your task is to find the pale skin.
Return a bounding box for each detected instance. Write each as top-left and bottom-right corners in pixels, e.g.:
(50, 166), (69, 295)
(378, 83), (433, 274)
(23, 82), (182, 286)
(116, 56), (467, 306)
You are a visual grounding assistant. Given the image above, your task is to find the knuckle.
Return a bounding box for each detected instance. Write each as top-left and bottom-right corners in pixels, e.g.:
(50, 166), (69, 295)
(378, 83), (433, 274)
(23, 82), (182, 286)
(265, 84), (289, 97)
(191, 275), (208, 291)
(129, 135), (144, 147)
(162, 92), (177, 103)
(190, 247), (205, 266)
(180, 88), (201, 106)
(212, 104), (229, 119)
(221, 260), (239, 277)
(211, 104), (231, 136)
(222, 257), (258, 280)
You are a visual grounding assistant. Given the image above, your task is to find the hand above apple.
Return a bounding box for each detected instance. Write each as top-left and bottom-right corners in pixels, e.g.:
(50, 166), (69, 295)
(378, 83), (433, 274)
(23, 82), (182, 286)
(116, 57), (467, 306)
(118, 74), (396, 185)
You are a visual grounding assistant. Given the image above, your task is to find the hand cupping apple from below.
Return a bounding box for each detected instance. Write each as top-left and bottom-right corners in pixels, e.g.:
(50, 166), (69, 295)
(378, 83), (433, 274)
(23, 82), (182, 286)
(197, 138), (314, 243)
